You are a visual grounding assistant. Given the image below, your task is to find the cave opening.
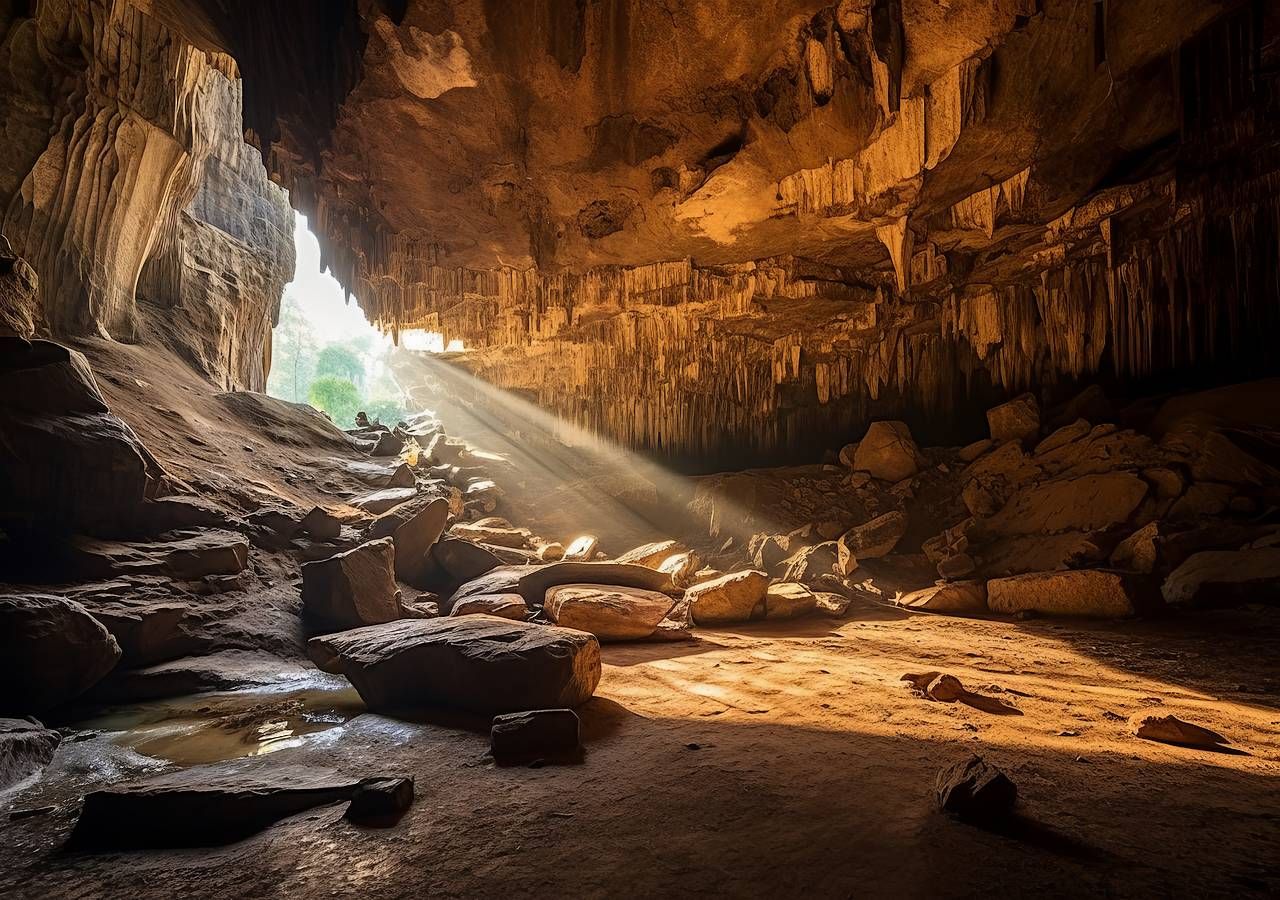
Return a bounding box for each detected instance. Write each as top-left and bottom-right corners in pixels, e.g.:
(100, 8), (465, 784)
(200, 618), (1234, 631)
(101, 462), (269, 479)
(1, 1), (1278, 895)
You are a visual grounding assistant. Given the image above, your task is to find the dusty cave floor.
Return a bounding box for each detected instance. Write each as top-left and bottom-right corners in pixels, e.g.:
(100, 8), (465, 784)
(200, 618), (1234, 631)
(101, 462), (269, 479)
(3, 602), (1278, 899)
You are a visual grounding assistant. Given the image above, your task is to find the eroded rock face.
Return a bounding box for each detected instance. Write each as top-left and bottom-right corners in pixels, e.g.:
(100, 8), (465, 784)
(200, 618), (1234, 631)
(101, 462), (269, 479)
(307, 616), (602, 714)
(0, 594), (122, 714)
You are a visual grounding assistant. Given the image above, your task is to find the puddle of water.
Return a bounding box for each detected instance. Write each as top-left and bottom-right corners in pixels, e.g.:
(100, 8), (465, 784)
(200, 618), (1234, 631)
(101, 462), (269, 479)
(74, 685), (366, 767)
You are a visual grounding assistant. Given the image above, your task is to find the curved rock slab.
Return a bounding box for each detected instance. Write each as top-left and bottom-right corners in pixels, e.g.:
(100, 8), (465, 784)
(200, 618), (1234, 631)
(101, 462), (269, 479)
(449, 593), (529, 620)
(0, 594), (121, 714)
(544, 584), (674, 641)
(516, 562), (675, 608)
(308, 616), (601, 714)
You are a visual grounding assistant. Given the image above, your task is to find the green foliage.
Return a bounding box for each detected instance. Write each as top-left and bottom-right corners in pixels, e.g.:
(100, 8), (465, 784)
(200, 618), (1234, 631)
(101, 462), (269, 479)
(315, 344), (364, 387)
(308, 376), (362, 427)
(266, 293), (316, 403)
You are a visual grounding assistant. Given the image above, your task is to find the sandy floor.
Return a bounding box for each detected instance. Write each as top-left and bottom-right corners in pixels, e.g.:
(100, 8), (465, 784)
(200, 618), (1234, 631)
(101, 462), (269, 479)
(3, 601), (1277, 899)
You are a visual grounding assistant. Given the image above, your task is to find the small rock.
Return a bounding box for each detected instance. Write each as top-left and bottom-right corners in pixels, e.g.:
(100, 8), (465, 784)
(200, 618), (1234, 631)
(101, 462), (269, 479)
(935, 754), (1017, 823)
(1133, 714), (1231, 751)
(1110, 522), (1163, 574)
(345, 776), (414, 826)
(936, 553), (976, 580)
(490, 709), (580, 764)
(563, 535), (599, 561)
(537, 542), (565, 562)
(957, 439), (993, 463)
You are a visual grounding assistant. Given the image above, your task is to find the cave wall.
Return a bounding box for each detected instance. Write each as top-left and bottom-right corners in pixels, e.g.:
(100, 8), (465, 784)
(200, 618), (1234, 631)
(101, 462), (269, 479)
(0, 0), (293, 391)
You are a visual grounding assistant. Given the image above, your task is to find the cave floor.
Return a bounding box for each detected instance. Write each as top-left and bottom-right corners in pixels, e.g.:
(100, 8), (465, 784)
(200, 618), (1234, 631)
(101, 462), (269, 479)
(3, 601), (1277, 899)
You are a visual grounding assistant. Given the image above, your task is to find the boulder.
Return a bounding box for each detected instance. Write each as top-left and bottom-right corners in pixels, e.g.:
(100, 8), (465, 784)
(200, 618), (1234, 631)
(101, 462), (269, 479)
(987, 393), (1040, 443)
(987, 569), (1151, 618)
(1033, 418), (1090, 455)
(1161, 548), (1280, 606)
(977, 531), (1103, 577)
(68, 763), (394, 849)
(345, 776), (415, 826)
(0, 717), (61, 790)
(838, 511), (907, 559)
(449, 593), (529, 620)
(851, 420), (921, 482)
(936, 755), (1017, 823)
(433, 537), (504, 585)
(352, 487), (418, 514)
(516, 562), (675, 608)
(814, 592), (853, 617)
(976, 473), (1148, 537)
(900, 582), (988, 614)
(369, 430), (405, 457)
(686, 570), (769, 625)
(763, 582), (817, 619)
(936, 553), (976, 580)
(367, 497), (450, 585)
(537, 542), (565, 561)
(490, 709), (581, 764)
(750, 533), (794, 572)
(0, 338), (164, 536)
(616, 539), (685, 568)
(308, 617), (602, 714)
(781, 542), (840, 584)
(299, 506), (343, 541)
(544, 584), (674, 641)
(563, 535), (599, 561)
(657, 551), (701, 588)
(343, 459), (416, 489)
(301, 538), (400, 631)
(0, 594), (121, 714)
(1110, 522), (1163, 574)
(1167, 482), (1234, 523)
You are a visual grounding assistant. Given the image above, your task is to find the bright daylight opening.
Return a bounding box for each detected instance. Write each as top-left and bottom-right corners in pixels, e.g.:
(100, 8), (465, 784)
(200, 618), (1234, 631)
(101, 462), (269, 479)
(266, 213), (461, 427)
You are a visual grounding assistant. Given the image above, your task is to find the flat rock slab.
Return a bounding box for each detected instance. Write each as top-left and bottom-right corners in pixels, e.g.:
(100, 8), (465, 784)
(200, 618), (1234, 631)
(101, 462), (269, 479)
(987, 569), (1151, 618)
(68, 763), (403, 849)
(899, 582), (988, 614)
(308, 616), (601, 714)
(615, 539), (685, 568)
(449, 593), (529, 620)
(85, 650), (320, 704)
(342, 459), (416, 489)
(71, 530), (249, 580)
(544, 584), (674, 641)
(0, 717), (61, 790)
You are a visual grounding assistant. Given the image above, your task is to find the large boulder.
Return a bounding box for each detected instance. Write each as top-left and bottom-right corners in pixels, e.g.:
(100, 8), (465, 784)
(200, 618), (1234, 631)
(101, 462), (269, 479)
(301, 538), (400, 631)
(987, 570), (1152, 618)
(367, 496), (449, 585)
(544, 584), (675, 641)
(851, 421), (922, 482)
(1161, 549), (1280, 606)
(838, 511), (907, 559)
(0, 338), (164, 536)
(308, 616), (601, 714)
(686, 570), (769, 625)
(0, 717), (61, 790)
(974, 473), (1148, 537)
(900, 582), (988, 614)
(0, 594), (121, 714)
(986, 393), (1040, 443)
(433, 537), (504, 586)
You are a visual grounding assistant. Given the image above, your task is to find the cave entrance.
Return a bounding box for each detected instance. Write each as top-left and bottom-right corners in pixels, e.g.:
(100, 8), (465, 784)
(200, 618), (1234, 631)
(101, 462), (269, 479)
(266, 213), (408, 428)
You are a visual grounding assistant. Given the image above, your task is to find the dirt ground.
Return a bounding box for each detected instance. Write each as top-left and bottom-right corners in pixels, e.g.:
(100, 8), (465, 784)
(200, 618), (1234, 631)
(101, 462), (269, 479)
(2, 339), (1278, 898)
(3, 601), (1277, 899)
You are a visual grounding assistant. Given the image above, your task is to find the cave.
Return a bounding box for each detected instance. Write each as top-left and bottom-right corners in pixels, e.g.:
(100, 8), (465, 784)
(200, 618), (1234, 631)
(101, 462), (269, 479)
(1, 0), (1278, 895)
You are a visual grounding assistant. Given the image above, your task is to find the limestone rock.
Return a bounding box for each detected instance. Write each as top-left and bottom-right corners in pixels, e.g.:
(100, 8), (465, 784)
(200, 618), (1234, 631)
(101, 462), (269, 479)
(1110, 522), (1163, 574)
(490, 709), (580, 764)
(936, 755), (1017, 823)
(308, 617), (602, 714)
(367, 497), (450, 586)
(957, 439), (993, 463)
(301, 539), (400, 631)
(451, 522), (531, 548)
(900, 582), (988, 614)
(936, 553), (976, 580)
(352, 487), (418, 514)
(1133, 714), (1231, 751)
(344, 459), (416, 489)
(781, 542), (841, 584)
(0, 594), (121, 714)
(544, 584), (674, 640)
(68, 763), (382, 849)
(1034, 418), (1090, 455)
(1167, 482), (1234, 523)
(449, 593), (529, 620)
(852, 421), (922, 482)
(977, 473), (1148, 537)
(616, 539), (685, 568)
(763, 582), (817, 619)
(987, 393), (1040, 443)
(537, 542), (565, 561)
(838, 511), (907, 559)
(987, 570), (1151, 618)
(657, 551), (701, 588)
(814, 592), (853, 617)
(686, 570), (769, 625)
(1161, 549), (1280, 606)
(978, 531), (1103, 577)
(0, 717), (61, 790)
